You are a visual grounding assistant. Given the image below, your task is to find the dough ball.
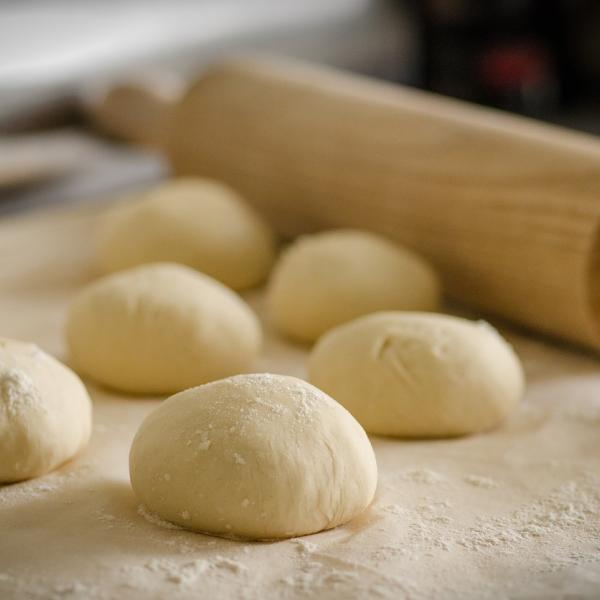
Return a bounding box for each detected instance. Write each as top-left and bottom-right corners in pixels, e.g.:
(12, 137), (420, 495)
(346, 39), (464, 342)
(0, 338), (92, 482)
(308, 312), (524, 438)
(66, 263), (261, 394)
(129, 374), (377, 540)
(97, 178), (276, 290)
(266, 229), (440, 342)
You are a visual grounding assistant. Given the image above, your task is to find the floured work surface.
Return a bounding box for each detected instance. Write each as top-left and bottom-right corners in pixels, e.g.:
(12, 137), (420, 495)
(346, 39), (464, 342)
(1, 205), (599, 600)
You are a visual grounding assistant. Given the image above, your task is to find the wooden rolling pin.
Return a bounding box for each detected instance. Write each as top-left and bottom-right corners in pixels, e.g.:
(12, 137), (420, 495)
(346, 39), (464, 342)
(88, 57), (600, 351)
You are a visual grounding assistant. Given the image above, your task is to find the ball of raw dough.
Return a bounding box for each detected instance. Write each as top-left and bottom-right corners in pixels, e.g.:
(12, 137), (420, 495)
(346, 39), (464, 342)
(308, 312), (524, 438)
(129, 373), (377, 540)
(0, 338), (92, 482)
(97, 178), (276, 290)
(266, 229), (440, 342)
(66, 263), (262, 394)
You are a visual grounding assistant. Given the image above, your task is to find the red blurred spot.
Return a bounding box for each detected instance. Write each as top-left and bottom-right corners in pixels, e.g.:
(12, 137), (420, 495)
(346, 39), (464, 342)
(479, 42), (551, 91)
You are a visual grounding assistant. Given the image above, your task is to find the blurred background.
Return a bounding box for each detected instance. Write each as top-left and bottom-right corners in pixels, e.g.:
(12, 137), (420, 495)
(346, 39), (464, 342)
(1, 0), (599, 214)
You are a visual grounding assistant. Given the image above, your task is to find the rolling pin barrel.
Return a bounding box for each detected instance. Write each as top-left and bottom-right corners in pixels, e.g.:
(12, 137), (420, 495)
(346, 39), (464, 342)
(168, 58), (600, 350)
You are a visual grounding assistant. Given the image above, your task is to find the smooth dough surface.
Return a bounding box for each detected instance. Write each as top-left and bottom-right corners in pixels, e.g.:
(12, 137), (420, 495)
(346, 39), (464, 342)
(66, 263), (262, 394)
(97, 178), (276, 290)
(129, 373), (377, 540)
(308, 312), (524, 438)
(266, 229), (440, 342)
(0, 337), (92, 482)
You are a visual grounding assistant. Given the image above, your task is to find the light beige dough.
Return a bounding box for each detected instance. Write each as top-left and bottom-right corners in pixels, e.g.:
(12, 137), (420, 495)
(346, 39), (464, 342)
(0, 337), (92, 482)
(308, 312), (524, 437)
(267, 229), (440, 342)
(97, 178), (276, 290)
(66, 263), (262, 395)
(129, 374), (378, 540)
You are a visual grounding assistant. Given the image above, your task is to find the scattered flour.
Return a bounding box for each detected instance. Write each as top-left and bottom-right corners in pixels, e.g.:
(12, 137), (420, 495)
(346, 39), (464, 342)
(122, 555), (247, 588)
(401, 469), (445, 484)
(281, 557), (409, 598)
(293, 539), (319, 554)
(52, 581), (93, 597)
(464, 475), (499, 489)
(137, 504), (182, 531)
(213, 556), (248, 573)
(0, 464), (91, 508)
(457, 478), (600, 554)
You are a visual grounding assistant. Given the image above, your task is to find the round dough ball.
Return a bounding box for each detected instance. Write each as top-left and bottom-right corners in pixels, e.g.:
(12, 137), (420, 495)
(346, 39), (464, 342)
(0, 338), (92, 482)
(308, 312), (524, 438)
(266, 229), (440, 342)
(97, 178), (276, 290)
(66, 263), (262, 395)
(129, 374), (377, 540)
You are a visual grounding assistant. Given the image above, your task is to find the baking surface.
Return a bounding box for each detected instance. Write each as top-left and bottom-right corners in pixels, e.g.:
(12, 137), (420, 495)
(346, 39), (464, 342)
(1, 205), (600, 599)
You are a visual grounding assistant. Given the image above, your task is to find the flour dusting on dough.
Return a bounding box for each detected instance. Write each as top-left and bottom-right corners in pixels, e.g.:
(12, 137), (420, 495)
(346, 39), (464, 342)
(0, 367), (42, 417)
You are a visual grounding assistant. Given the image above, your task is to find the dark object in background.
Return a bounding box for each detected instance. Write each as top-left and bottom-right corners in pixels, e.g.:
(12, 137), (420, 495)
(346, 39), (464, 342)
(415, 0), (600, 122)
